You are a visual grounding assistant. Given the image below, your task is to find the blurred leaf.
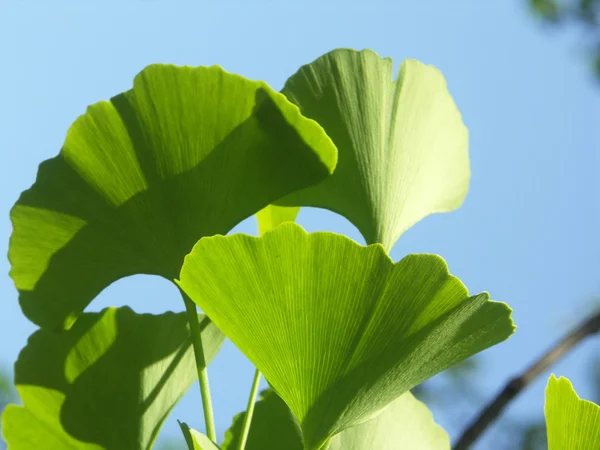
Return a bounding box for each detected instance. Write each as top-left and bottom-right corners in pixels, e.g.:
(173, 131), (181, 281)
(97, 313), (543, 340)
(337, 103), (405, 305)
(256, 205), (299, 236)
(9, 63), (336, 331)
(528, 0), (600, 79)
(520, 421), (547, 450)
(222, 389), (448, 450)
(545, 374), (600, 449)
(221, 389), (303, 450)
(2, 307), (225, 450)
(179, 422), (221, 450)
(155, 439), (186, 450)
(592, 356), (600, 403)
(179, 223), (515, 450)
(329, 391), (450, 450)
(275, 48), (469, 251)
(0, 369), (14, 403)
(530, 0), (562, 22)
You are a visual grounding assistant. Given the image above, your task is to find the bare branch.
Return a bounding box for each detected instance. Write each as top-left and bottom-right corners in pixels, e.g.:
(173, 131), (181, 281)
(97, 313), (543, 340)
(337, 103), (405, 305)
(453, 309), (600, 450)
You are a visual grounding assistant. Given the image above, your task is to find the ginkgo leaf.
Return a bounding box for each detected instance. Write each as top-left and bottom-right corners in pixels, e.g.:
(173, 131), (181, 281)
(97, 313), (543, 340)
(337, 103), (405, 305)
(1, 307), (225, 450)
(9, 64), (337, 331)
(221, 389), (303, 450)
(221, 389), (448, 450)
(276, 48), (469, 251)
(256, 205), (300, 236)
(178, 223), (514, 450)
(328, 392), (449, 450)
(545, 374), (600, 449)
(180, 422), (222, 450)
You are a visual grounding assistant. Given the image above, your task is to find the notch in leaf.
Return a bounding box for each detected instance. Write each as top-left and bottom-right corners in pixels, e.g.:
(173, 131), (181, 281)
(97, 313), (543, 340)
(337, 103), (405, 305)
(178, 223), (514, 450)
(9, 64), (337, 331)
(274, 48), (469, 251)
(545, 374), (600, 449)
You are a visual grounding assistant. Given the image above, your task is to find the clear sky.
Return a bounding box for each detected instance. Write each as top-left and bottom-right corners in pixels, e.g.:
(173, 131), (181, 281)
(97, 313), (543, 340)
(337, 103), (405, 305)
(0, 1), (598, 449)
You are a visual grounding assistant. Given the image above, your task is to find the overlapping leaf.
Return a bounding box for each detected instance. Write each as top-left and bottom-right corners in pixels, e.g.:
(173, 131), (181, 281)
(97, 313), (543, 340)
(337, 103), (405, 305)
(2, 307), (225, 450)
(221, 389), (448, 450)
(545, 375), (600, 449)
(178, 223), (514, 450)
(221, 389), (303, 450)
(256, 205), (299, 236)
(328, 391), (449, 450)
(274, 48), (469, 251)
(180, 422), (221, 450)
(9, 64), (336, 331)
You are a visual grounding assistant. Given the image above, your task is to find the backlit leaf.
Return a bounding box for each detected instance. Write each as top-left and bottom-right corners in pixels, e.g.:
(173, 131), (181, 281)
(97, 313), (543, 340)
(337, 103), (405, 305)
(329, 391), (449, 450)
(179, 223), (514, 450)
(180, 422), (221, 450)
(2, 307), (225, 450)
(221, 389), (448, 450)
(256, 205), (299, 236)
(221, 389), (302, 450)
(9, 64), (336, 330)
(277, 48), (469, 251)
(545, 374), (600, 449)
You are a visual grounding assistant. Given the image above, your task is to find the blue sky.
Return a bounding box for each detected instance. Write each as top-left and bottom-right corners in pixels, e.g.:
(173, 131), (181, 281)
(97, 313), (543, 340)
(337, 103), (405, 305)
(0, 1), (598, 448)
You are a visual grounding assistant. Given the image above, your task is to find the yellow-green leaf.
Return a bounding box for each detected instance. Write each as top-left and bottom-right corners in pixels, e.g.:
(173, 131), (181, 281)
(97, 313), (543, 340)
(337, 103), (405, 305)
(545, 375), (600, 449)
(277, 48), (469, 251)
(9, 64), (336, 331)
(2, 307), (225, 450)
(179, 223), (514, 450)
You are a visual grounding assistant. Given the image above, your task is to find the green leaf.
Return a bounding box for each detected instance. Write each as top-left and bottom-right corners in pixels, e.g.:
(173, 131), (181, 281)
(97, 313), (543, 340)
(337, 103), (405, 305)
(545, 374), (600, 449)
(178, 223), (514, 450)
(221, 389), (448, 450)
(328, 392), (450, 450)
(179, 422), (221, 450)
(9, 64), (337, 331)
(256, 205), (300, 236)
(2, 307), (225, 450)
(221, 389), (303, 450)
(276, 48), (469, 251)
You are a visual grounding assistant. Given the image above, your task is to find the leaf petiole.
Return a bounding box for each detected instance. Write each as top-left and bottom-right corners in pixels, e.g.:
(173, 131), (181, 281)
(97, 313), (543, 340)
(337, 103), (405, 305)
(182, 290), (217, 443)
(237, 368), (262, 450)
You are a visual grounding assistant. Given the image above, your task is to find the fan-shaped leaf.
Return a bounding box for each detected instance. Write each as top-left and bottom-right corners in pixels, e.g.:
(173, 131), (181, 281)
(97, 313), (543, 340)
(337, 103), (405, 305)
(276, 48), (469, 251)
(178, 223), (514, 450)
(9, 64), (336, 330)
(2, 307), (225, 450)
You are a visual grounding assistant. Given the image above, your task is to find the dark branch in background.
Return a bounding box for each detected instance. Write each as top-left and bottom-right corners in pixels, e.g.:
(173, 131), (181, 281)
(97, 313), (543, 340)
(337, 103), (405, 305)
(453, 309), (600, 450)
(529, 0), (600, 80)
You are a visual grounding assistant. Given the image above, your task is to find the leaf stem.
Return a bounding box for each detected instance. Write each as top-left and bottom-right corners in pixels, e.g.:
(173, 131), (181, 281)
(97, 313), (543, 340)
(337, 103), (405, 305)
(182, 291), (217, 443)
(453, 309), (600, 450)
(237, 368), (262, 450)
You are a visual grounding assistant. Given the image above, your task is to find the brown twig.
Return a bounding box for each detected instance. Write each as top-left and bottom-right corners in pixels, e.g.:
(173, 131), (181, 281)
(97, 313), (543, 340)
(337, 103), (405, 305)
(453, 309), (600, 450)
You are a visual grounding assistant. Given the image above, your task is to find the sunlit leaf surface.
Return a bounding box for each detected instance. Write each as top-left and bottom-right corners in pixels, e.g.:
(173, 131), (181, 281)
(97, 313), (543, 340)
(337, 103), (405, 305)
(9, 64), (336, 330)
(545, 375), (600, 450)
(180, 422), (222, 450)
(2, 307), (225, 450)
(179, 223), (514, 449)
(275, 48), (469, 251)
(221, 389), (448, 450)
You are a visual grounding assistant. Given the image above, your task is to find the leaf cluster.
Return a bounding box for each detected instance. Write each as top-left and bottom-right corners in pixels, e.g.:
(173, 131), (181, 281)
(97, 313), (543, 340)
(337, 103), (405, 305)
(2, 48), (598, 449)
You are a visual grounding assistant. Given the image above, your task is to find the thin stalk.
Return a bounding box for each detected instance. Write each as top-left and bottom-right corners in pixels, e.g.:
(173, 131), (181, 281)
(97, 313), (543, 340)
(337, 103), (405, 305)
(237, 369), (262, 450)
(182, 292), (217, 443)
